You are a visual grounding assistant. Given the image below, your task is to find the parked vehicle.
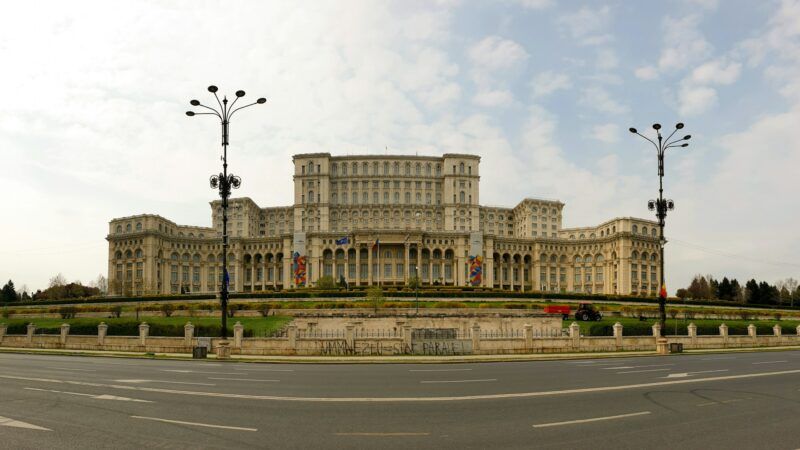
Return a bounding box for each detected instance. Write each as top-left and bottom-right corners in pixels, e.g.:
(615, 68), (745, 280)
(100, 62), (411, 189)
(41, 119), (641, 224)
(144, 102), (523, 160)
(575, 303), (602, 321)
(543, 305), (571, 320)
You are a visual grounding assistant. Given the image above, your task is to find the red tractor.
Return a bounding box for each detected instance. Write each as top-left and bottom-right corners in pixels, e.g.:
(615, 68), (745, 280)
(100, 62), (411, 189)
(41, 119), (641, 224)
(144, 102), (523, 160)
(543, 303), (602, 321)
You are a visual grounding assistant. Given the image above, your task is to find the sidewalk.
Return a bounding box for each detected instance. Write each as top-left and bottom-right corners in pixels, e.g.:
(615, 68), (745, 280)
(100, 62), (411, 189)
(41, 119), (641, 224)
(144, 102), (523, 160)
(2, 345), (800, 364)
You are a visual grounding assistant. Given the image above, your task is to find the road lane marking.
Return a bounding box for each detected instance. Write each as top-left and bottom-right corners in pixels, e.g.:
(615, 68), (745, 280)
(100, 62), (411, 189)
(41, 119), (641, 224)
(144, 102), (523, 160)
(602, 364), (674, 370)
(533, 411), (651, 428)
(616, 369), (672, 374)
(663, 370), (728, 379)
(115, 379), (216, 386)
(24, 387), (152, 402)
(697, 398), (750, 407)
(47, 367), (96, 372)
(420, 379), (496, 384)
(130, 416), (257, 431)
(702, 357), (736, 361)
(233, 368), (294, 372)
(752, 360), (787, 365)
(208, 377), (279, 382)
(335, 432), (430, 436)
(0, 416), (51, 431)
(4, 369), (800, 402)
(163, 370), (245, 375)
(409, 368), (473, 372)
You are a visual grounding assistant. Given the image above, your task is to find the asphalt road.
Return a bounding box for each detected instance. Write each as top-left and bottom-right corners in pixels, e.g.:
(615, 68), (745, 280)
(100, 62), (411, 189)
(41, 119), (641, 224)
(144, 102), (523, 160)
(1, 350), (800, 449)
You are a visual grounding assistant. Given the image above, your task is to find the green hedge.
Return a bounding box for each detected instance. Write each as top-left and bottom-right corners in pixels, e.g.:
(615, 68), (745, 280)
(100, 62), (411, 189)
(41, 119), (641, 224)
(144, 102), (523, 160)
(4, 319), (248, 338)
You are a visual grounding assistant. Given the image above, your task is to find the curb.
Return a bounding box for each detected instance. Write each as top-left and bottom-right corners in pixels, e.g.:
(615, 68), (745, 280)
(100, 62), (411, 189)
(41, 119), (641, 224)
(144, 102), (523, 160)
(2, 345), (800, 364)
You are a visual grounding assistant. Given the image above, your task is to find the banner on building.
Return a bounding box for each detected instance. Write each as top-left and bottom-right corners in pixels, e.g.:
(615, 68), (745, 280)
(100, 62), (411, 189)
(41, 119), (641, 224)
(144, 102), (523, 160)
(293, 232), (307, 287)
(468, 255), (483, 286)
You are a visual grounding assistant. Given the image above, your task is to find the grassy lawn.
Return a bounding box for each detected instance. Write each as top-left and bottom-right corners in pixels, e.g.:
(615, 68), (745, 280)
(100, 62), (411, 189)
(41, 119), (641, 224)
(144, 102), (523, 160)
(0, 315), (292, 337)
(567, 316), (800, 336)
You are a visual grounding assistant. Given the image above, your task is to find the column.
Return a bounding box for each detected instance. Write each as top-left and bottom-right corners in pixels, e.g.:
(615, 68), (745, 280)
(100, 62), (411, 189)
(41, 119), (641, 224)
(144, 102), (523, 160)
(416, 246), (422, 282)
(367, 246), (373, 285)
(404, 243), (410, 283)
(509, 261), (515, 291)
(355, 246), (361, 286)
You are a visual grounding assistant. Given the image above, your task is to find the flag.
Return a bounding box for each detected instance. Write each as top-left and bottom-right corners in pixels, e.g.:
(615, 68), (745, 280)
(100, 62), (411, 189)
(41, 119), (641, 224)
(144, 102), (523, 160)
(372, 238), (380, 249)
(335, 237), (350, 245)
(659, 283), (667, 299)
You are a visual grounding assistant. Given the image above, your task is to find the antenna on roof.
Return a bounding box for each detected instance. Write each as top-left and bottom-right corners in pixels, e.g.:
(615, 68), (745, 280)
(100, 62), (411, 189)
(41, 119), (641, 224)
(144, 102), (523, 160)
(385, 145), (388, 155)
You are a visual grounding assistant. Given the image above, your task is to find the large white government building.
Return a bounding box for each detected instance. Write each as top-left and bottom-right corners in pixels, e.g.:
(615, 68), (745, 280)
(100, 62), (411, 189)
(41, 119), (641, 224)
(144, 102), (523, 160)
(107, 153), (662, 296)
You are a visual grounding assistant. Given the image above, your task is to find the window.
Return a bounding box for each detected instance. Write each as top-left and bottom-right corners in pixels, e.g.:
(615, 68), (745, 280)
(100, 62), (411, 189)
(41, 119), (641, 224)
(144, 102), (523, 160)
(459, 191), (465, 203)
(135, 222), (142, 231)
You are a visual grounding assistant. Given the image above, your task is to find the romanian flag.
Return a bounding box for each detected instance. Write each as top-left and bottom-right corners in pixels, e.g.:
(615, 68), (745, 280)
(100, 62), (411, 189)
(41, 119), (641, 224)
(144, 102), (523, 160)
(659, 284), (667, 299)
(372, 239), (380, 250)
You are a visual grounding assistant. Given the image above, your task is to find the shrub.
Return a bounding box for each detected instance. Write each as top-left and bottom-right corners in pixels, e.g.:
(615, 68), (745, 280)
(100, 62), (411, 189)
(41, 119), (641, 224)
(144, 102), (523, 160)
(316, 276), (336, 290)
(59, 306), (77, 319)
(160, 303), (174, 318)
(110, 305), (123, 318)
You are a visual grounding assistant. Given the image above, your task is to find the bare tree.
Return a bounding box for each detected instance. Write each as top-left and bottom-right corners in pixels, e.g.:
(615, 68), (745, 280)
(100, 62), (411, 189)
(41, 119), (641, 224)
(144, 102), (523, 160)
(49, 273), (67, 288)
(95, 274), (108, 295)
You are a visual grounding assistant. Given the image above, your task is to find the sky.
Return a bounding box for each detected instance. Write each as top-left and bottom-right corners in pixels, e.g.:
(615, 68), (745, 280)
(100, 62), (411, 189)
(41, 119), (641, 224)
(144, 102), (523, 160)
(1, 0), (799, 293)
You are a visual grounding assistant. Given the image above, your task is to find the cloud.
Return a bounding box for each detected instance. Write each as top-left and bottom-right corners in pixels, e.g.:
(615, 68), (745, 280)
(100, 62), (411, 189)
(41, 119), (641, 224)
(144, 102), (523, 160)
(468, 35), (529, 71)
(675, 58), (742, 116)
(508, 0), (553, 9)
(580, 86), (629, 115)
(657, 14), (714, 72)
(595, 48), (618, 70)
(589, 123), (620, 143)
(634, 65), (659, 80)
(473, 89), (514, 107)
(677, 85), (718, 116)
(556, 6), (613, 46)
(531, 71), (571, 98)
(688, 59), (742, 85)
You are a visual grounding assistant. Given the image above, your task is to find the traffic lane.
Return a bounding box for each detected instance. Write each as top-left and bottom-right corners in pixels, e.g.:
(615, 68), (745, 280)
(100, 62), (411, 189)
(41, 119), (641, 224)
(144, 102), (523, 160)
(1, 369), (799, 449)
(2, 351), (800, 399)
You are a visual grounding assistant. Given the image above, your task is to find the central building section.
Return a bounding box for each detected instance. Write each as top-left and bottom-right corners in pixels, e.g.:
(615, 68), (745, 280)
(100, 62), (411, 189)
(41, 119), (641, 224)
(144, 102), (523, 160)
(290, 153), (482, 286)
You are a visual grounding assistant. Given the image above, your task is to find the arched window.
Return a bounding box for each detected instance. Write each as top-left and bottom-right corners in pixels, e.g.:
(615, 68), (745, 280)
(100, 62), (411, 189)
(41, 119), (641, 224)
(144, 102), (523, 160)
(426, 163), (431, 175)
(435, 164), (441, 175)
(116, 225), (122, 233)
(574, 256), (581, 264)
(393, 162), (399, 175)
(135, 249), (143, 258)
(652, 228), (657, 237)
(404, 192), (411, 204)
(642, 226), (648, 235)
(308, 190), (314, 203)
(404, 162), (411, 175)
(342, 163), (347, 175)
(125, 250), (133, 259)
(372, 162), (378, 174)
(115, 250), (122, 259)
(459, 191), (465, 203)
(632, 224), (638, 234)
(331, 163), (338, 175)
(307, 162), (314, 174)
(135, 222), (142, 231)
(352, 162), (358, 175)
(415, 163), (421, 175)
(384, 162), (389, 174)
(459, 162), (465, 174)
(125, 223), (131, 232)
(362, 162), (368, 174)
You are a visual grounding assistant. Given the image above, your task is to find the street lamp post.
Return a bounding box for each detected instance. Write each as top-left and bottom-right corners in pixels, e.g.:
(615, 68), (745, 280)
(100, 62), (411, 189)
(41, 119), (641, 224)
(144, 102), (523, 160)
(186, 86), (267, 339)
(629, 123), (690, 348)
(415, 265), (419, 315)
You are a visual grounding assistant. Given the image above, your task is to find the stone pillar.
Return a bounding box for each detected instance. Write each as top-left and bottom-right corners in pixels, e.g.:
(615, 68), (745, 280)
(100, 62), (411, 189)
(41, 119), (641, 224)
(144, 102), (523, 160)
(355, 247), (361, 286)
(748, 323), (757, 337)
(139, 322), (149, 346)
(403, 325), (412, 351)
(287, 325), (297, 351)
(569, 322), (580, 349)
(651, 323), (661, 337)
(773, 324), (781, 337)
(367, 247), (373, 285)
(416, 249), (422, 286)
(98, 322), (108, 345)
(184, 322), (194, 347)
(27, 323), (36, 343)
(216, 340), (231, 359)
(524, 323), (533, 349)
(60, 323), (70, 345)
(233, 321), (244, 349)
(613, 322), (623, 348)
(687, 323), (697, 346)
(719, 323), (728, 345)
(0, 323), (6, 344)
(471, 323), (481, 353)
(796, 325), (800, 336)
(345, 324), (355, 351)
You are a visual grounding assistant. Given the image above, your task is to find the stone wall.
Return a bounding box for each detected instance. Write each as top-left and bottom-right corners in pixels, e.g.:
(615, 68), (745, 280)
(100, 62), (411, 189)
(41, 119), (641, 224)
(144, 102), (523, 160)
(1, 321), (799, 356)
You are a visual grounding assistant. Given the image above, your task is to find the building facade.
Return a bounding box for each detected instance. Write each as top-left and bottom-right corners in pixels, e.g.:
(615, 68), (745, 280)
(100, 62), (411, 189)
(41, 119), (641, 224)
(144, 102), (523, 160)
(107, 153), (662, 296)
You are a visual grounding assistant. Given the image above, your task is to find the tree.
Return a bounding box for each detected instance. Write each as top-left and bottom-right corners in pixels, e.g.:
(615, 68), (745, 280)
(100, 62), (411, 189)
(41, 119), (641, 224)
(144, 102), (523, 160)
(745, 279), (760, 304)
(1, 280), (17, 303)
(94, 275), (108, 295)
(407, 276), (421, 290)
(316, 275), (336, 290)
(49, 273), (67, 288)
(718, 277), (733, 300)
(675, 288), (689, 300)
(731, 279), (744, 303)
(367, 286), (384, 314)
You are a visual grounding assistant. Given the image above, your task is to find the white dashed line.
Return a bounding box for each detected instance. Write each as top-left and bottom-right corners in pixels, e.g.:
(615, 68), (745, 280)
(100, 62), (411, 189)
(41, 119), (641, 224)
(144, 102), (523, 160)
(409, 368), (473, 372)
(533, 411), (651, 428)
(420, 379), (496, 384)
(752, 360), (787, 365)
(208, 377), (279, 382)
(130, 416), (257, 431)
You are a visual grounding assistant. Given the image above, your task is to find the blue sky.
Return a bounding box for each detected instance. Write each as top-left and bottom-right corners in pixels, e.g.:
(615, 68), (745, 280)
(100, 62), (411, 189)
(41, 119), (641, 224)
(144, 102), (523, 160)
(1, 0), (799, 292)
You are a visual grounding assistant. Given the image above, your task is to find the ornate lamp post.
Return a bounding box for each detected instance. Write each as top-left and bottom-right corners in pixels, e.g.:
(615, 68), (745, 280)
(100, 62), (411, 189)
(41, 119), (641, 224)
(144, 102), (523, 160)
(186, 85), (266, 338)
(629, 123), (690, 350)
